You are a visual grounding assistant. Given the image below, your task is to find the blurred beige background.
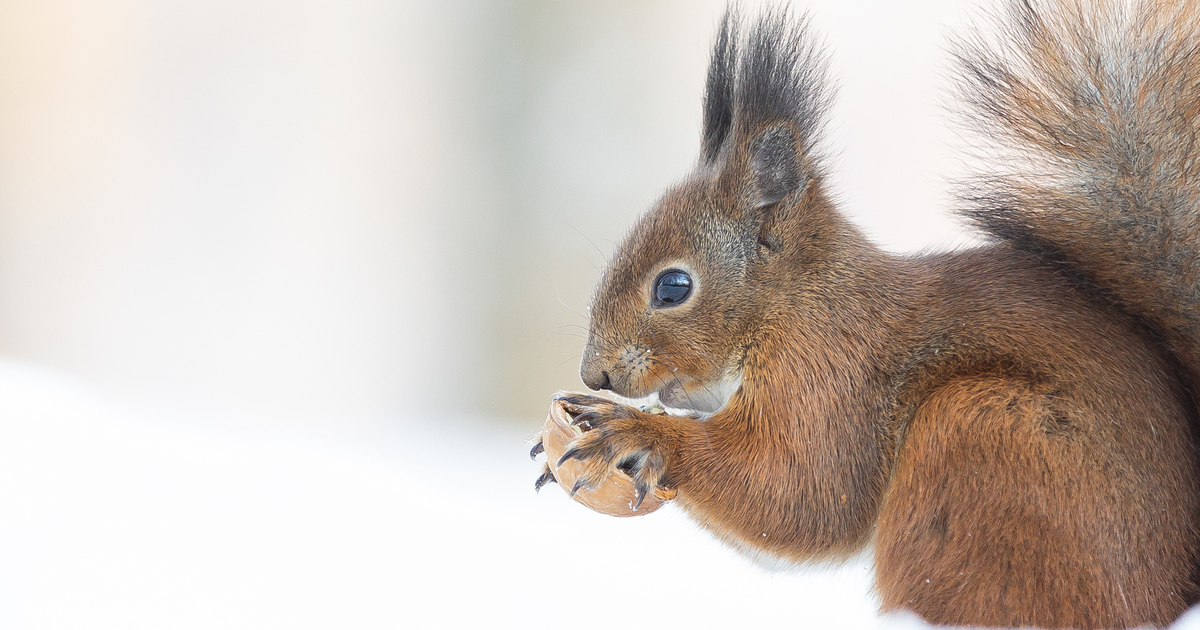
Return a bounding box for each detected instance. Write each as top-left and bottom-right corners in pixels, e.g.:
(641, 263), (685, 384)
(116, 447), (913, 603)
(0, 0), (974, 433)
(9, 2), (1200, 629)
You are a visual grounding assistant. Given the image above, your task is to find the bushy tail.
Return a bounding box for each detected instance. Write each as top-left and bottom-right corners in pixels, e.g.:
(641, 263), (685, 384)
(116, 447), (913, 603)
(956, 0), (1200, 387)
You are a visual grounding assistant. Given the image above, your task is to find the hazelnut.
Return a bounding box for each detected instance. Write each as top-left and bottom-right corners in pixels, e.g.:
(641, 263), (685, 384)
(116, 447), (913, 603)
(540, 396), (672, 517)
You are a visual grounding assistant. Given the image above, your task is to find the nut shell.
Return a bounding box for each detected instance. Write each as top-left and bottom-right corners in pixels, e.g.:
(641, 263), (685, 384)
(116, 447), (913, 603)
(541, 397), (667, 517)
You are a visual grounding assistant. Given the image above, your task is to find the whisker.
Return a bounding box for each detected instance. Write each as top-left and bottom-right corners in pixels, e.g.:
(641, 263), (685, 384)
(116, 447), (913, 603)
(563, 221), (612, 269)
(559, 322), (621, 347)
(555, 353), (585, 369)
(555, 292), (590, 322)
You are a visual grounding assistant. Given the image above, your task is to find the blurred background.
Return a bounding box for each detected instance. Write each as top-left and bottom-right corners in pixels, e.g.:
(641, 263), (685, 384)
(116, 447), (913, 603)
(0, 0), (980, 428)
(3, 0), (1183, 628)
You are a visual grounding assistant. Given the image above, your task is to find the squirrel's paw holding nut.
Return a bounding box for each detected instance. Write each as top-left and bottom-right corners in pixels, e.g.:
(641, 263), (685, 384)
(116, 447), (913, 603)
(553, 393), (674, 510)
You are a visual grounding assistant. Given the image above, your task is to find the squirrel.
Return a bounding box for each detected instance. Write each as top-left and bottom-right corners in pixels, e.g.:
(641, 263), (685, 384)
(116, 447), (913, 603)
(531, 1), (1200, 627)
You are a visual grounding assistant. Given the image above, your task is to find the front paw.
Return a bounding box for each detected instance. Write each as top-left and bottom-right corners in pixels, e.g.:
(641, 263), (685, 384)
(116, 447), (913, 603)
(553, 393), (676, 509)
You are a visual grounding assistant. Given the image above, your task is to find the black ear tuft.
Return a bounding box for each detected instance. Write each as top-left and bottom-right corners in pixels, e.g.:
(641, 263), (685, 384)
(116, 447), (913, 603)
(700, 6), (832, 177)
(750, 124), (801, 207)
(702, 9), (739, 164)
(738, 9), (831, 150)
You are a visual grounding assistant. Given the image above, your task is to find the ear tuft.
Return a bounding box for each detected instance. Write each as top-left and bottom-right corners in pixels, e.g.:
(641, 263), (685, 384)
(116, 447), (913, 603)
(701, 8), (738, 164)
(750, 124), (802, 207)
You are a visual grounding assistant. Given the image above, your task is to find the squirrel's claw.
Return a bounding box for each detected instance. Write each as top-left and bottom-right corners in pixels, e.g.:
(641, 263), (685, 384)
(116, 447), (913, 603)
(529, 440), (544, 460)
(555, 393), (607, 406)
(570, 411), (599, 430)
(557, 446), (583, 467)
(534, 465), (556, 492)
(557, 394), (632, 423)
(632, 479), (649, 510)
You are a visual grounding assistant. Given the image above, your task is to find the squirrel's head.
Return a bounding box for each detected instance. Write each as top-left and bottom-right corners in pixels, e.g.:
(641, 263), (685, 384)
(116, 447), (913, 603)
(580, 8), (840, 414)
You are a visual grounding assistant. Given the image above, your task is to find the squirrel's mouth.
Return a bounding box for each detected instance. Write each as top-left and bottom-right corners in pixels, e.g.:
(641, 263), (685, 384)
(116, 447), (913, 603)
(654, 370), (743, 416)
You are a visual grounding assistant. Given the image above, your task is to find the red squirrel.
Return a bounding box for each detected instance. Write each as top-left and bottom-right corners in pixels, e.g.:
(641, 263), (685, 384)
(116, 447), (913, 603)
(532, 1), (1200, 626)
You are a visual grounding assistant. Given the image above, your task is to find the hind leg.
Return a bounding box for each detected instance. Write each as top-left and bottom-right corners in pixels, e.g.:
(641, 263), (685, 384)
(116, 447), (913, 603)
(875, 377), (1194, 628)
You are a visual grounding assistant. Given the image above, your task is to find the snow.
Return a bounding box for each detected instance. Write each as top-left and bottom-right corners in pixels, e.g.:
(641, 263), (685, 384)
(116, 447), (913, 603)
(0, 358), (1195, 629)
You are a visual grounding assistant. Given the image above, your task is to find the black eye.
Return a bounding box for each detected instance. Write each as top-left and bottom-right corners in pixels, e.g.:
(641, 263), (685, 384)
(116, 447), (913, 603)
(653, 269), (693, 307)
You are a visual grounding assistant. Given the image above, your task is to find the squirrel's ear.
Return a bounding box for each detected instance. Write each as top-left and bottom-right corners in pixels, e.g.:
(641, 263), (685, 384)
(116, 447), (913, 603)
(749, 123), (803, 208)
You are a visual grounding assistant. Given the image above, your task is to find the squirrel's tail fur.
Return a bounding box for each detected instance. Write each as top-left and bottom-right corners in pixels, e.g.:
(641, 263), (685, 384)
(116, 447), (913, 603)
(957, 0), (1200, 389)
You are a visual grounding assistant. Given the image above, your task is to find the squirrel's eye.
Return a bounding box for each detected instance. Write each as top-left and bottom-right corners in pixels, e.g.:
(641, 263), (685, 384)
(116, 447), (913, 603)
(653, 270), (692, 308)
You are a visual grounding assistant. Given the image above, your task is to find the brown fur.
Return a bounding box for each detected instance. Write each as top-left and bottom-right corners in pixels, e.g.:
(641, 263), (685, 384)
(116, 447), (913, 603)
(535, 2), (1200, 627)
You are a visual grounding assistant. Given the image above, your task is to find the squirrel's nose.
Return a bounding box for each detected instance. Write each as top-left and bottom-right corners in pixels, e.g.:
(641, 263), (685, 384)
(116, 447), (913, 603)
(582, 368), (613, 391)
(580, 344), (614, 391)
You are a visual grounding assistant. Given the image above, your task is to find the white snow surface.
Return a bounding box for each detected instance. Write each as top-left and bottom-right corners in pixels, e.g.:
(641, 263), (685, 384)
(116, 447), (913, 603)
(0, 358), (1197, 629)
